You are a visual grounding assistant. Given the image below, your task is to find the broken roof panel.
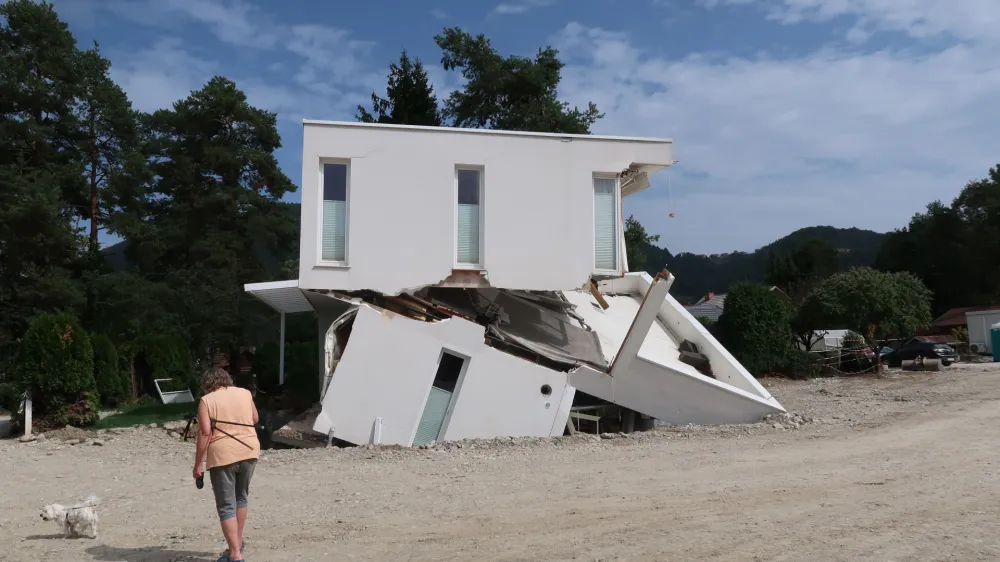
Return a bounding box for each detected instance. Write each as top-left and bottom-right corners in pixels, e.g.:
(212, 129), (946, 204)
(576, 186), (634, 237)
(420, 287), (608, 371)
(561, 291), (679, 367)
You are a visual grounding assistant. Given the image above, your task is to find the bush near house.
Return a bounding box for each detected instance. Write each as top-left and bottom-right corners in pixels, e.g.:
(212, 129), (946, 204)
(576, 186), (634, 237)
(92, 333), (128, 407)
(838, 330), (872, 373)
(10, 313), (99, 428)
(253, 339), (319, 406)
(121, 334), (198, 400)
(719, 282), (793, 375)
(778, 349), (824, 380)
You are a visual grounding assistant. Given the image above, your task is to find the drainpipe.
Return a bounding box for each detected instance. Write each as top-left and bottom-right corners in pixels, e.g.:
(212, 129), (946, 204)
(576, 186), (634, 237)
(279, 312), (286, 386)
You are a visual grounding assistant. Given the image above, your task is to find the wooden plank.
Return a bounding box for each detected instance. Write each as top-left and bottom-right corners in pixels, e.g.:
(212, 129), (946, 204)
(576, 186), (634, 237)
(589, 280), (610, 310)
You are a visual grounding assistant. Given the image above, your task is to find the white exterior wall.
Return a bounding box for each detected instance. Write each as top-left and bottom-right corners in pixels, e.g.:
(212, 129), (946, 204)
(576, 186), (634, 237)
(298, 121), (673, 294)
(599, 273), (777, 402)
(967, 311), (1000, 353)
(312, 305), (573, 446)
(570, 358), (783, 426)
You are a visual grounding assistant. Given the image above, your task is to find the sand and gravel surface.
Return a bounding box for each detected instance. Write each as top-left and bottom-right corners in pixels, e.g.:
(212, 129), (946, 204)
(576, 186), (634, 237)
(3, 362), (1000, 562)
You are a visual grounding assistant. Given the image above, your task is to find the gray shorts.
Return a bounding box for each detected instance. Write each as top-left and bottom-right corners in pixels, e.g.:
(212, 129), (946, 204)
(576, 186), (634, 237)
(209, 459), (257, 521)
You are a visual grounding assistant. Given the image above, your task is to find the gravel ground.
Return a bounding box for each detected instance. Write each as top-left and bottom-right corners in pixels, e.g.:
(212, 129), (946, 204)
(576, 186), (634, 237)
(2, 362), (1000, 561)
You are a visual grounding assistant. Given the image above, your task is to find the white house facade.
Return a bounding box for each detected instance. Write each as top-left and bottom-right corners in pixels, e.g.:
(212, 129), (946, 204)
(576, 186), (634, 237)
(246, 120), (784, 448)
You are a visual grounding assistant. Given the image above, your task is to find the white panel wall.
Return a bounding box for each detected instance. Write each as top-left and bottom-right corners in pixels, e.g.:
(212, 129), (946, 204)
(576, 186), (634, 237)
(570, 358), (783, 426)
(298, 122), (674, 294)
(313, 305), (573, 446)
(599, 273), (780, 404)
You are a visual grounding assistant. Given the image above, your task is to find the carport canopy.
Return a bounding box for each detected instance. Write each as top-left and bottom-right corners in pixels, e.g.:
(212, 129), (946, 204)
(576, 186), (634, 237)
(244, 280), (314, 385)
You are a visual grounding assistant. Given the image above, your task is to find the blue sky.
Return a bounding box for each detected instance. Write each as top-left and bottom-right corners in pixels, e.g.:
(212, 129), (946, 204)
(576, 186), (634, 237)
(53, 0), (1000, 254)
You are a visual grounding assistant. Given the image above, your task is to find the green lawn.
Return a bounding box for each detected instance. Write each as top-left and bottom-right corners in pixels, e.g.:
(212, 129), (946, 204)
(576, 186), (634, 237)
(93, 402), (195, 430)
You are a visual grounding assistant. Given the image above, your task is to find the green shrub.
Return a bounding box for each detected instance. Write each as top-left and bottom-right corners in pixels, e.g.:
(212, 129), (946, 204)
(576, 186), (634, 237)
(719, 282), (793, 375)
(252, 339), (318, 405)
(839, 330), (872, 373)
(779, 349), (824, 379)
(123, 334), (197, 400)
(253, 341), (280, 392)
(12, 313), (98, 427)
(92, 334), (127, 407)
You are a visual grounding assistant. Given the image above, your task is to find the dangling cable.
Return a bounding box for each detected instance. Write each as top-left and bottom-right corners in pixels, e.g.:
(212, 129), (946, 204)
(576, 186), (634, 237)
(667, 164), (676, 219)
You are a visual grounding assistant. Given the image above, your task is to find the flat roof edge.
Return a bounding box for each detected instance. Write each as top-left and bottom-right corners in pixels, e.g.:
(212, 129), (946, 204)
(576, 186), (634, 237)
(302, 119), (674, 144)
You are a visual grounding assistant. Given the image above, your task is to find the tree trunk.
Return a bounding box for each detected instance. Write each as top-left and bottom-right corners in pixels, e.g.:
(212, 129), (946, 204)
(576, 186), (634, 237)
(89, 115), (99, 251)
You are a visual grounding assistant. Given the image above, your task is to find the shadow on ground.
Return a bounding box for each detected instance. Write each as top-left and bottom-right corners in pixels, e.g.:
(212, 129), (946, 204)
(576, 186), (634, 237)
(25, 534), (67, 540)
(86, 545), (216, 562)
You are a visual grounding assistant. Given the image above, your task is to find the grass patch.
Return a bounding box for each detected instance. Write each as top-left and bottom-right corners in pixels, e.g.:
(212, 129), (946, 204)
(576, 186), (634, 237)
(94, 402), (195, 430)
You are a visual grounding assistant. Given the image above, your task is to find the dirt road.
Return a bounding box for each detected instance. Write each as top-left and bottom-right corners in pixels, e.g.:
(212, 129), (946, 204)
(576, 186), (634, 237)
(3, 362), (1000, 561)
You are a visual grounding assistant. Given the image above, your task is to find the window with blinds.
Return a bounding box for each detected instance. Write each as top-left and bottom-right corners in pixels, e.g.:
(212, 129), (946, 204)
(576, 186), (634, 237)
(412, 351), (466, 446)
(593, 176), (619, 271)
(322, 162), (348, 263)
(456, 168), (482, 266)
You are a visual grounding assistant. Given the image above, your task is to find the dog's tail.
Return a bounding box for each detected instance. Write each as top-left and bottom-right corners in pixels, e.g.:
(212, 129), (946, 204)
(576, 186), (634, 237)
(81, 495), (100, 507)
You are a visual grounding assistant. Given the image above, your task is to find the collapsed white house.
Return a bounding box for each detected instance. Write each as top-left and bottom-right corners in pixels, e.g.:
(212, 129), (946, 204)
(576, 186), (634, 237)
(245, 120), (785, 447)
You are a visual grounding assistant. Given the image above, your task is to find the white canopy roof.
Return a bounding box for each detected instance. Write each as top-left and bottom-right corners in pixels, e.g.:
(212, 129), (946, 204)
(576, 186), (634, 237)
(244, 280), (314, 314)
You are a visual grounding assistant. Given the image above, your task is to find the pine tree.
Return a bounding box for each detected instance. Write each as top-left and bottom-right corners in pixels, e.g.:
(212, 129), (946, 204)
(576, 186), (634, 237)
(434, 27), (602, 133)
(0, 0), (87, 366)
(119, 77), (297, 359)
(357, 50), (442, 126)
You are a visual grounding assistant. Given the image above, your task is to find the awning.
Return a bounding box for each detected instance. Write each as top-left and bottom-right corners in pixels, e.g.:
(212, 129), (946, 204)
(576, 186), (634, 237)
(244, 280), (314, 314)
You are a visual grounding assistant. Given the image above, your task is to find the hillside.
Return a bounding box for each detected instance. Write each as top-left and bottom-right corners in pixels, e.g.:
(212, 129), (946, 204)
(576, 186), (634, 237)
(644, 226), (887, 303)
(103, 212), (885, 305)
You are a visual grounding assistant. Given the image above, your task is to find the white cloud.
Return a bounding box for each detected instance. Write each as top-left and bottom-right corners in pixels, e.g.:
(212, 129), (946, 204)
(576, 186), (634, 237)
(702, 0), (1000, 44)
(431, 9), (449, 20)
(86, 0), (380, 123)
(551, 20), (1000, 252)
(493, 0), (557, 16)
(109, 38), (217, 113)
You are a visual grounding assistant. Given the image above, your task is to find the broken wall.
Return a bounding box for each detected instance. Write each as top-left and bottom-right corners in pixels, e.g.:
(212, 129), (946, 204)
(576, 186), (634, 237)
(312, 305), (574, 446)
(597, 274), (778, 403)
(298, 121), (674, 294)
(569, 358), (782, 426)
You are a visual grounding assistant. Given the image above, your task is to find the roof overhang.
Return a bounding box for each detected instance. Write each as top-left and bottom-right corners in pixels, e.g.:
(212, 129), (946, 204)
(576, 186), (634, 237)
(244, 280), (314, 314)
(621, 162), (675, 198)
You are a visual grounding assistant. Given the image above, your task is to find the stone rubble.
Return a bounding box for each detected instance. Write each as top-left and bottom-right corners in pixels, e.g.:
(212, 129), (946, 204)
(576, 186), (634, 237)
(7, 407), (822, 459)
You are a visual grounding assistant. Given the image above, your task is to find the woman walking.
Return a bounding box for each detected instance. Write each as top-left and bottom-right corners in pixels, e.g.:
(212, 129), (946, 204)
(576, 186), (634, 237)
(193, 368), (260, 562)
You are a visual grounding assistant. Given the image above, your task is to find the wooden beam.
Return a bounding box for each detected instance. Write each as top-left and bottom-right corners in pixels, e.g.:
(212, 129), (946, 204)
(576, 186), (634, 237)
(589, 280), (610, 310)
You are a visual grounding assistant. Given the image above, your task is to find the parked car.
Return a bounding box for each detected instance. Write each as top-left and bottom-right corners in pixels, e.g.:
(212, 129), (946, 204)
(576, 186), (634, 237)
(884, 339), (959, 367)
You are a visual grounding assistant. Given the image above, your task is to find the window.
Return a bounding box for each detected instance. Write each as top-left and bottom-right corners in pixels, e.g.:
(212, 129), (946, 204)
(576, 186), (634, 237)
(593, 176), (619, 271)
(321, 162), (348, 263)
(413, 351), (467, 446)
(456, 168), (483, 266)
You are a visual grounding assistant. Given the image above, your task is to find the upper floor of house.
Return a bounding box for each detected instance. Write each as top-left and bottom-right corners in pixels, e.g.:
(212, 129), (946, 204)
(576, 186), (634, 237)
(297, 120), (675, 294)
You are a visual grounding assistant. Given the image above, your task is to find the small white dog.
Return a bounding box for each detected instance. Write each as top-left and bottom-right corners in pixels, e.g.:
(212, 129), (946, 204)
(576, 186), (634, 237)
(40, 495), (100, 539)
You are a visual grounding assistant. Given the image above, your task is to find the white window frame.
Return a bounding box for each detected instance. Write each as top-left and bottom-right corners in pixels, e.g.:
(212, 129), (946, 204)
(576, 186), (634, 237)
(316, 158), (351, 268)
(454, 165), (485, 270)
(592, 173), (622, 274)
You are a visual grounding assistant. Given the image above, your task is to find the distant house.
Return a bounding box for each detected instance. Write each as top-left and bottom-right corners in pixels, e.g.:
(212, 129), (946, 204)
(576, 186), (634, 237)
(685, 292), (726, 322)
(925, 306), (1000, 336)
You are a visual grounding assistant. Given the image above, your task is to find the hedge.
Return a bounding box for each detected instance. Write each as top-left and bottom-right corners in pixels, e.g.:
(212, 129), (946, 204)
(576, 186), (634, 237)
(92, 333), (128, 407)
(12, 313), (99, 427)
(719, 282), (792, 375)
(122, 334), (197, 400)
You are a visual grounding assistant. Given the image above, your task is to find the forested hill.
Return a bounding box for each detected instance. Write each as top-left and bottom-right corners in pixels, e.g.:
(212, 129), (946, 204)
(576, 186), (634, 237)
(103, 213), (885, 306)
(645, 226), (888, 303)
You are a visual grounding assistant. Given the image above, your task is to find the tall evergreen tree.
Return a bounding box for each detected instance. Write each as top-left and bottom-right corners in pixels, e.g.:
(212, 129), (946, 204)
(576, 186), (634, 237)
(0, 0), (87, 365)
(118, 77), (297, 359)
(72, 45), (150, 328)
(357, 50), (442, 126)
(434, 27), (603, 133)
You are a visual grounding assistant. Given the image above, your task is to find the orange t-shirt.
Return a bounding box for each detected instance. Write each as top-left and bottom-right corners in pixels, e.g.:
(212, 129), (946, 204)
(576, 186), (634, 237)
(202, 386), (260, 470)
